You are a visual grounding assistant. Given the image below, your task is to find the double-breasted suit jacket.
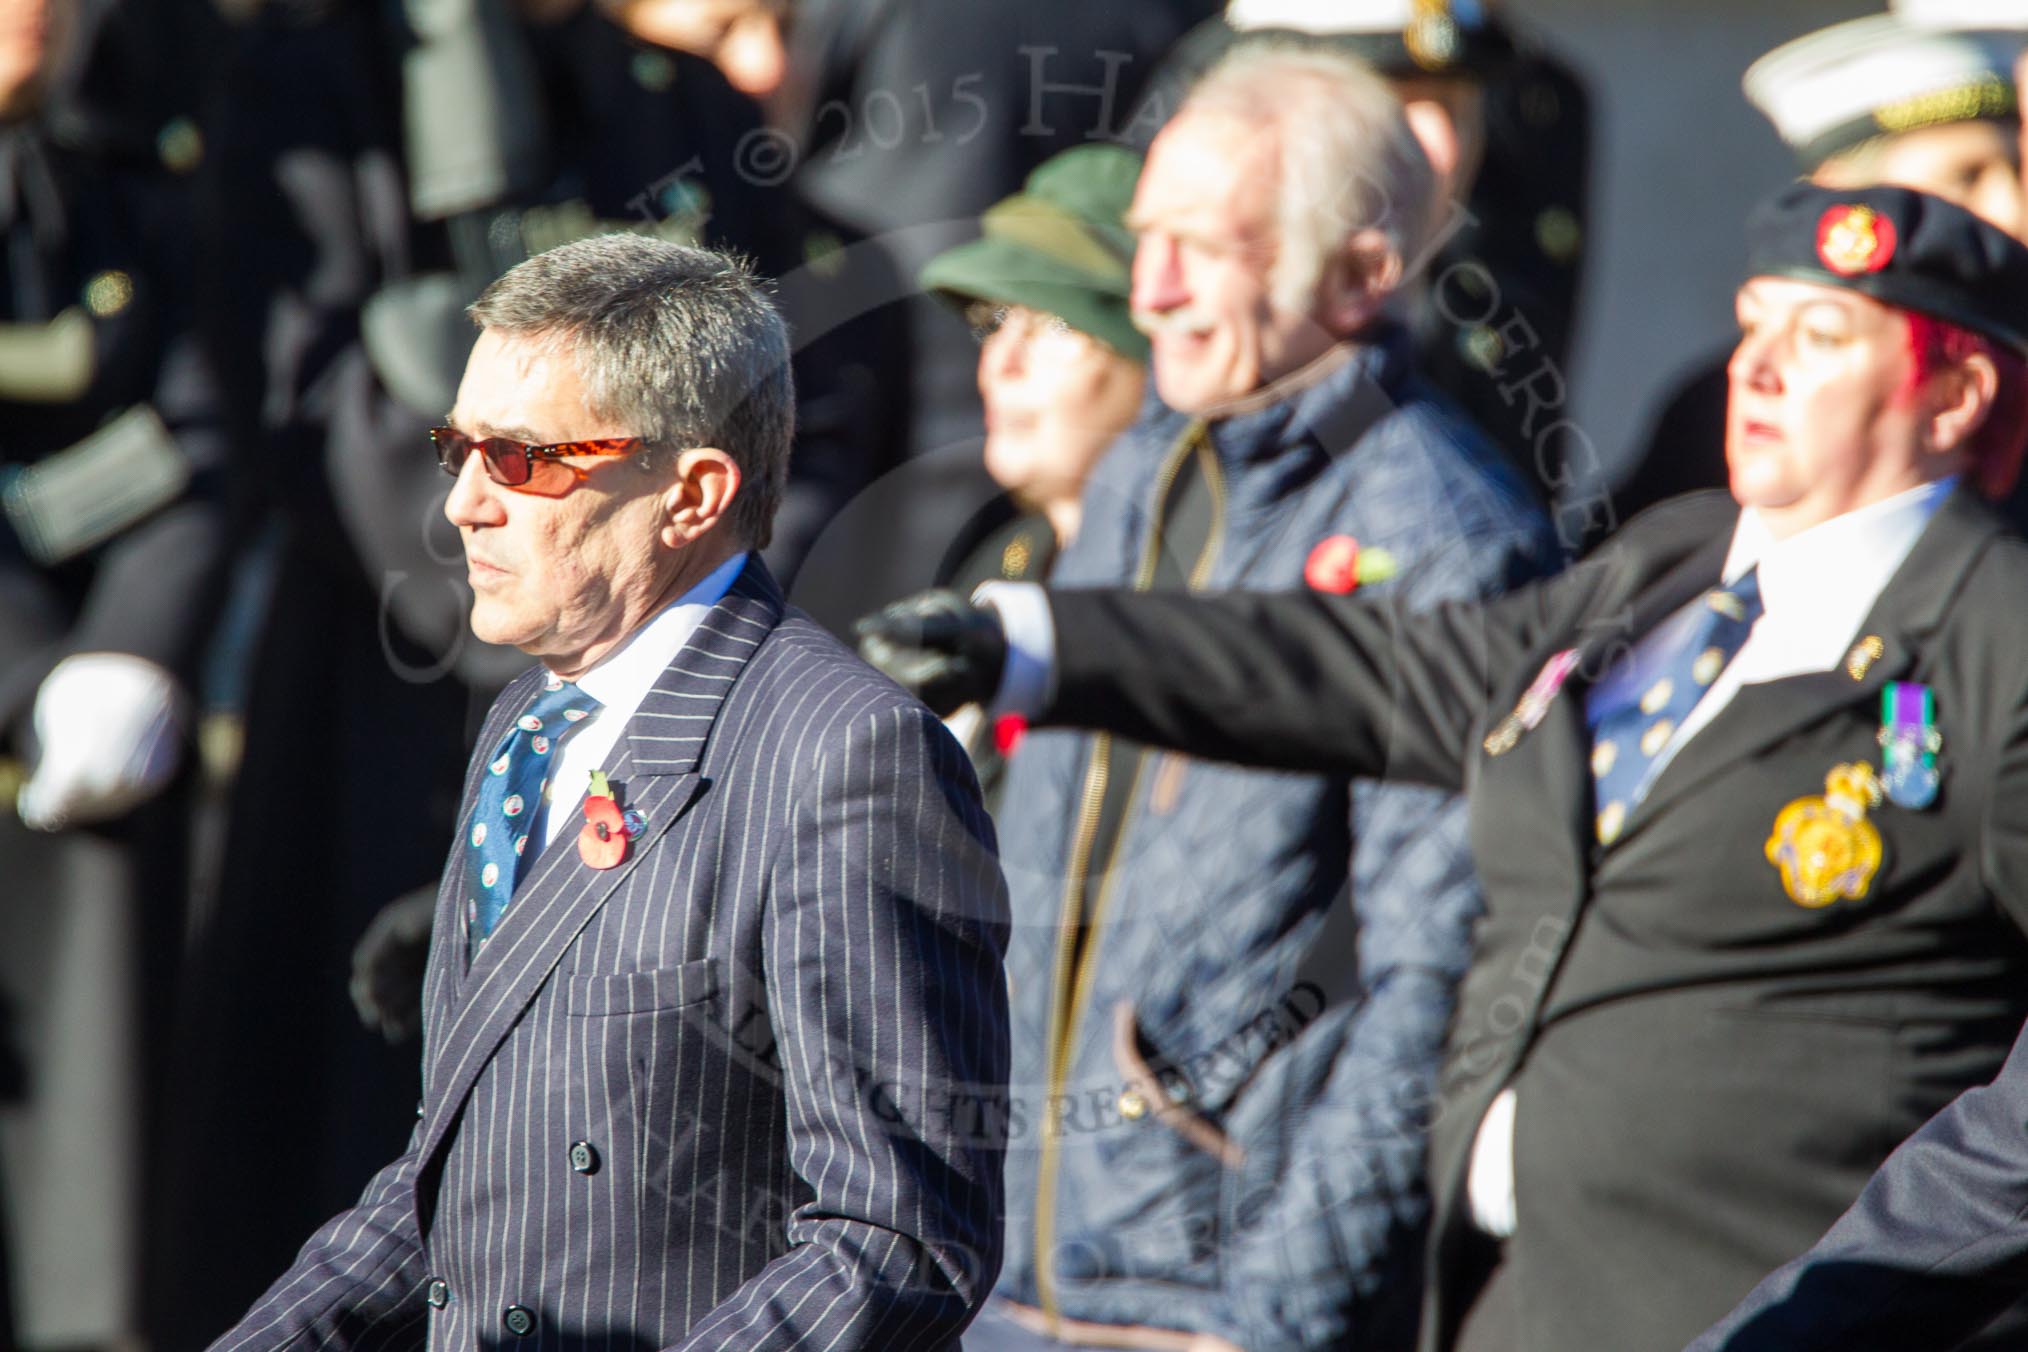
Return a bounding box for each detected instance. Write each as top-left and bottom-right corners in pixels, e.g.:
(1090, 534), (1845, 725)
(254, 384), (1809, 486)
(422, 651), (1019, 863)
(212, 559), (1012, 1351)
(1033, 488), (2028, 1351)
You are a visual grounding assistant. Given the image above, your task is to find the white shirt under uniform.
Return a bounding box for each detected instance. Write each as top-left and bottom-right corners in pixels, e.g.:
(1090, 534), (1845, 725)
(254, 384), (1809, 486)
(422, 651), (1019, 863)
(537, 552), (747, 849)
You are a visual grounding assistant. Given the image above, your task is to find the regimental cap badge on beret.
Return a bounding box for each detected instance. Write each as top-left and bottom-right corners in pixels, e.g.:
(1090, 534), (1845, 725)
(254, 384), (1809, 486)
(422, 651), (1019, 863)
(1817, 204), (1898, 276)
(1746, 181), (2028, 356)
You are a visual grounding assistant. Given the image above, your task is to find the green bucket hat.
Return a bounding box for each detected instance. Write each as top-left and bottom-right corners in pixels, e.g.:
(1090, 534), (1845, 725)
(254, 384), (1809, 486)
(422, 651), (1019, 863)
(919, 142), (1148, 362)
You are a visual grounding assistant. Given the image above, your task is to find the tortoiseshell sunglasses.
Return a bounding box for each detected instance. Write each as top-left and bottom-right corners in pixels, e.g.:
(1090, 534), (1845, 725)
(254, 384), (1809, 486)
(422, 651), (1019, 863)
(431, 426), (645, 496)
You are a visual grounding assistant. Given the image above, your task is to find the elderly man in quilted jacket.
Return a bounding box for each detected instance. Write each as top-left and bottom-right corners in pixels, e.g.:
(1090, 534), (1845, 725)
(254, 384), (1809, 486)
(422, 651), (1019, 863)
(942, 40), (1560, 1352)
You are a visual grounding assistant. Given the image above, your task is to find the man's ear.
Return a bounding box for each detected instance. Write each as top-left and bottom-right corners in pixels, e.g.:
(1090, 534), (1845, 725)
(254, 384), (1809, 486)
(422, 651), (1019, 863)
(1929, 352), (1999, 457)
(1315, 228), (1402, 337)
(1402, 98), (1461, 192)
(658, 447), (742, 546)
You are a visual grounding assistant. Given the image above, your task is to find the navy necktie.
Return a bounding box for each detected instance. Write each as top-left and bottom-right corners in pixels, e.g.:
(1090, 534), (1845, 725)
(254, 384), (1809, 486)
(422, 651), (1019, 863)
(465, 674), (601, 949)
(1588, 568), (1763, 844)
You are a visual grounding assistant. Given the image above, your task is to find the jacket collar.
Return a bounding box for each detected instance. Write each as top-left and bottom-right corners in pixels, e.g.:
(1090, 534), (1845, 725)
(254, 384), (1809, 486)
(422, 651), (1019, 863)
(1200, 320), (1412, 453)
(1113, 323), (1417, 546)
(1621, 482), (2002, 837)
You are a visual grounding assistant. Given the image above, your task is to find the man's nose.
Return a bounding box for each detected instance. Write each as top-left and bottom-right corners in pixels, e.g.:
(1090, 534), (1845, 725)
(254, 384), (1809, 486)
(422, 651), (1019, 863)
(1131, 233), (1187, 316)
(444, 449), (505, 528)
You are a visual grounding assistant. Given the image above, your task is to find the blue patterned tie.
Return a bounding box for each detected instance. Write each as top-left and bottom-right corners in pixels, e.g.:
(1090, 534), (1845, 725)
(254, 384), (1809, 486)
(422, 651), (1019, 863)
(1587, 568), (1763, 845)
(466, 674), (601, 949)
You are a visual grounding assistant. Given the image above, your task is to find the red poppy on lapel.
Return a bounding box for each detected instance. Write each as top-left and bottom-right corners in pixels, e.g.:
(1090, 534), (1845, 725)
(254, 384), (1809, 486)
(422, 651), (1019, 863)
(1304, 535), (1399, 594)
(579, 769), (627, 870)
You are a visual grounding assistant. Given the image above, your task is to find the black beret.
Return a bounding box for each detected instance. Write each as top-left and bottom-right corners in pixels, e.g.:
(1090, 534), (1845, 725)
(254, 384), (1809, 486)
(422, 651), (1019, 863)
(1745, 182), (2028, 356)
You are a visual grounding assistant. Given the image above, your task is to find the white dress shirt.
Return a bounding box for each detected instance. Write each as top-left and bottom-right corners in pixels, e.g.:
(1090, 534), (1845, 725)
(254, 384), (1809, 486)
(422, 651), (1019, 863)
(537, 552), (747, 848)
(1466, 478), (1955, 1238)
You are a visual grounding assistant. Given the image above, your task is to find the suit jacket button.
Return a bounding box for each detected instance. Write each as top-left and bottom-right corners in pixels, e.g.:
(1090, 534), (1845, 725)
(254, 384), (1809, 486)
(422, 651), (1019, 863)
(503, 1305), (536, 1337)
(416, 1101), (425, 1119)
(425, 1279), (449, 1309)
(568, 1141), (600, 1175)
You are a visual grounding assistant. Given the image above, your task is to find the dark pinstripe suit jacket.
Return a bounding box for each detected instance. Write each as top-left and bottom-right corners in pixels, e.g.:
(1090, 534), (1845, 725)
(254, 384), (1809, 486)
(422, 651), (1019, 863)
(211, 558), (1012, 1351)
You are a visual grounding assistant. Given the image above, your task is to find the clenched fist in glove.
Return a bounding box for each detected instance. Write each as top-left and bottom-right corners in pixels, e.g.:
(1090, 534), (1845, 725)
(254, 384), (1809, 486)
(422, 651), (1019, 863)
(853, 589), (1009, 716)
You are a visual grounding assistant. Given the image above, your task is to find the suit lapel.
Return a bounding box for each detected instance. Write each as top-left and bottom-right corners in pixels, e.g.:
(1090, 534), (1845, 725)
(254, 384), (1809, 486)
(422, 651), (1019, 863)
(415, 558), (785, 1171)
(1621, 486), (2002, 841)
(420, 669), (545, 1055)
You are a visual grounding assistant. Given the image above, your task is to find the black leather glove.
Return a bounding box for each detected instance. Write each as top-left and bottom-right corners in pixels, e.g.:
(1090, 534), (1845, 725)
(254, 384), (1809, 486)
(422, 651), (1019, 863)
(854, 589), (1009, 716)
(349, 884), (438, 1043)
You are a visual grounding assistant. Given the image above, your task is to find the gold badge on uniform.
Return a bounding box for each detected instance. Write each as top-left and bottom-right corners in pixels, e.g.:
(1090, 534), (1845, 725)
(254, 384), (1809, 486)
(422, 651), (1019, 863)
(1764, 763), (1885, 908)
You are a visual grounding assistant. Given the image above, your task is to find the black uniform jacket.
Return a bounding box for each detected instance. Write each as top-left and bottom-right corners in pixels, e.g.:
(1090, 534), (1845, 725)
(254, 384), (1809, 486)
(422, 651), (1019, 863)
(1039, 487), (2028, 1352)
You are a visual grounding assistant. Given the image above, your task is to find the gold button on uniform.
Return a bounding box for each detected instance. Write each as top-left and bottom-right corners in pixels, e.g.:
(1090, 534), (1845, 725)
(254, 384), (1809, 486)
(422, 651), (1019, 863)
(157, 117), (204, 174)
(1640, 678), (1673, 714)
(84, 270), (133, 318)
(1693, 647), (1725, 686)
(1591, 740), (1618, 778)
(1002, 533), (1033, 578)
(1536, 206), (1582, 265)
(1847, 635), (1885, 680)
(1118, 1090), (1148, 1121)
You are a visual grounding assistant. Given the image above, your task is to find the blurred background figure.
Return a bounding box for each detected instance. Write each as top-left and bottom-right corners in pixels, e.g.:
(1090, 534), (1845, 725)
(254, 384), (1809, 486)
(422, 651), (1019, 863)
(1610, 11), (2026, 530)
(947, 42), (1558, 1352)
(620, 0), (1218, 632)
(914, 142), (1148, 803)
(0, 0), (232, 1345)
(1133, 0), (1595, 535)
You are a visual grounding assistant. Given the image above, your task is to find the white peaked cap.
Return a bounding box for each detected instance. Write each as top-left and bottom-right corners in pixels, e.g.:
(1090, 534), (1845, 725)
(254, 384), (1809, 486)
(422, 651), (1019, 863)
(1892, 0), (2028, 31)
(1225, 0), (1490, 36)
(1744, 14), (2021, 167)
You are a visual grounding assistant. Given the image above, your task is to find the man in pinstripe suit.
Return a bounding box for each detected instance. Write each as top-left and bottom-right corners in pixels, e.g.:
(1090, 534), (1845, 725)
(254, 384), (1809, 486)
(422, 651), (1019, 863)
(210, 236), (1012, 1351)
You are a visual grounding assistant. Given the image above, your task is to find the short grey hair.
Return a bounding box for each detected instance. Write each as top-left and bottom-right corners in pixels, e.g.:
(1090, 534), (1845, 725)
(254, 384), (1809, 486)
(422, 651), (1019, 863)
(1184, 41), (1436, 311)
(468, 235), (795, 548)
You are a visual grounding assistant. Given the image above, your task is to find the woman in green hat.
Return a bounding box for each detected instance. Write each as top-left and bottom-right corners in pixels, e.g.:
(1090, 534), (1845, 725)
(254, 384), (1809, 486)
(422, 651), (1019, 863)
(918, 142), (1149, 794)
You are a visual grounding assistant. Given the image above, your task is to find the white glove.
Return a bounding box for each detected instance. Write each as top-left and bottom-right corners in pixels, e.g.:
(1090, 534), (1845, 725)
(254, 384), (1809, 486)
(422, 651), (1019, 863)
(17, 653), (187, 831)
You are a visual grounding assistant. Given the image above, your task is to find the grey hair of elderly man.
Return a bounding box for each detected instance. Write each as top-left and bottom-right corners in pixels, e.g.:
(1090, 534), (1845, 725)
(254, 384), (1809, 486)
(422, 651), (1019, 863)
(1187, 40), (1438, 311)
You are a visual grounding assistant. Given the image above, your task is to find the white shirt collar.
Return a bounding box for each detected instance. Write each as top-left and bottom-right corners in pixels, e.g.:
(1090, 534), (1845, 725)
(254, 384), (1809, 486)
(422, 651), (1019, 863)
(568, 551), (749, 717)
(1721, 478), (1954, 679)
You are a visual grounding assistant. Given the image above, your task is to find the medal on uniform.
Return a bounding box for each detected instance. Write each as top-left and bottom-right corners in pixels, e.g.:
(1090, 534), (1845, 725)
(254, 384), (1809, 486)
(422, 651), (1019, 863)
(1764, 762), (1885, 908)
(1876, 682), (1941, 810)
(1484, 648), (1579, 755)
